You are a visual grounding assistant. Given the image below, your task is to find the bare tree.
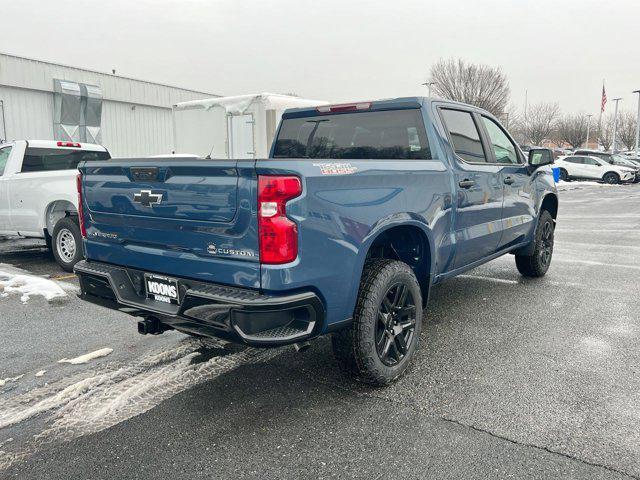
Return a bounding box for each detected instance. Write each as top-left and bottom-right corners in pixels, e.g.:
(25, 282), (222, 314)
(555, 113), (590, 148)
(617, 110), (637, 151)
(597, 115), (615, 151)
(520, 102), (560, 145)
(429, 58), (510, 116)
(502, 106), (528, 144)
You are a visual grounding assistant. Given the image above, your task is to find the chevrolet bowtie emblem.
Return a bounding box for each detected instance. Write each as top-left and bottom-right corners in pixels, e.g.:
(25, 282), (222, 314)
(133, 190), (163, 207)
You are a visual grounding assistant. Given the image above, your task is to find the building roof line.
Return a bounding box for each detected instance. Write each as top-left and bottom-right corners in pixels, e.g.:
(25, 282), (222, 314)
(0, 51), (221, 98)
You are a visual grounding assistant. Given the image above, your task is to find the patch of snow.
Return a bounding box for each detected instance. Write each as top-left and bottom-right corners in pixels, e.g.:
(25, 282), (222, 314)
(556, 180), (622, 191)
(0, 268), (66, 303)
(34, 371), (46, 378)
(0, 337), (279, 470)
(58, 348), (113, 365)
(0, 375), (24, 387)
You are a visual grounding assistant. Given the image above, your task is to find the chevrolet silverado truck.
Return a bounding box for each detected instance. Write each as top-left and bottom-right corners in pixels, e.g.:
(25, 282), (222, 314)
(0, 140), (110, 270)
(74, 97), (558, 386)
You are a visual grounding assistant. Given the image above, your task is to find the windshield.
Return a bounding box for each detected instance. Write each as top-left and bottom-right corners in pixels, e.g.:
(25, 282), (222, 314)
(273, 109), (431, 160)
(612, 155), (634, 166)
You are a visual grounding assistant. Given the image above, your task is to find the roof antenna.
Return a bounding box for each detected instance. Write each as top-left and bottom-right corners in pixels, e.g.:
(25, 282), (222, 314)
(205, 144), (215, 159)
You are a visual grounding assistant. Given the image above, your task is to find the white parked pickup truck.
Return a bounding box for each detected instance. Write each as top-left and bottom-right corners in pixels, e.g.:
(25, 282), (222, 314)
(0, 140), (110, 270)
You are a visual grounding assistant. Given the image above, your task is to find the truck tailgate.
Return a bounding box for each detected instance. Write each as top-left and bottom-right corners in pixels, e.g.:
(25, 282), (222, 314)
(80, 158), (261, 288)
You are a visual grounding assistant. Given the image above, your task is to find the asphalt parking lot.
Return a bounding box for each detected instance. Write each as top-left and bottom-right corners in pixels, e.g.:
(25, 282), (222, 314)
(1, 182), (639, 479)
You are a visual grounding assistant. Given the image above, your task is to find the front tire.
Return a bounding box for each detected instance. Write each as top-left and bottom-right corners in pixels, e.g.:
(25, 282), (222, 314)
(603, 172), (620, 185)
(515, 210), (554, 278)
(51, 217), (83, 272)
(331, 259), (422, 386)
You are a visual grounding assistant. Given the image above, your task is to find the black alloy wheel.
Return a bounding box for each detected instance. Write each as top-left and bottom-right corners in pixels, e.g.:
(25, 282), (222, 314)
(539, 221), (553, 269)
(375, 282), (417, 366)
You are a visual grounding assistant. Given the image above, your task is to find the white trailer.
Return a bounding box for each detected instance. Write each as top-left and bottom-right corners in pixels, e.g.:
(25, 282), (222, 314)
(171, 93), (327, 159)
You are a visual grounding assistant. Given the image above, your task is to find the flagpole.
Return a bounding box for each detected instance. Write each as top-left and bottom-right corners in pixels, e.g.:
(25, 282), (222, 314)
(611, 98), (622, 153)
(598, 80), (604, 130)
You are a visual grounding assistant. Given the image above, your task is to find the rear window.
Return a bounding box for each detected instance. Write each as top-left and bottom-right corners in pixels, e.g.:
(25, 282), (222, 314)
(21, 148), (110, 173)
(273, 109), (431, 160)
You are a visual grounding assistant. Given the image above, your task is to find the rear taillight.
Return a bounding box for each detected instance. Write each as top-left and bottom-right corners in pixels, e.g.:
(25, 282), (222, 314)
(76, 173), (87, 238)
(258, 175), (302, 264)
(57, 141), (81, 148)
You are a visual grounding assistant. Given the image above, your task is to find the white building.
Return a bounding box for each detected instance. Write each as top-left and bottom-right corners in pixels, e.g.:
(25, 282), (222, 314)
(0, 52), (217, 157)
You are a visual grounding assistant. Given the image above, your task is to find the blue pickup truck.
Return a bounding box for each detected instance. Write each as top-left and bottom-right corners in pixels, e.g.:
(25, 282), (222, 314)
(75, 97), (558, 385)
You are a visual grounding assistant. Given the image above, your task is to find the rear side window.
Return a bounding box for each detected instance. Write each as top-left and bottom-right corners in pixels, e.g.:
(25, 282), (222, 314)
(273, 109), (431, 160)
(21, 148), (110, 173)
(440, 109), (486, 163)
(0, 146), (12, 176)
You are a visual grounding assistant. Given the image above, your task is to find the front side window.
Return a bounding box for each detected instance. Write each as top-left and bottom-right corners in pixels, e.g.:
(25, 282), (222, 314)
(273, 109), (431, 160)
(440, 109), (486, 163)
(0, 146), (12, 175)
(481, 116), (519, 164)
(21, 148), (110, 173)
(584, 157), (600, 166)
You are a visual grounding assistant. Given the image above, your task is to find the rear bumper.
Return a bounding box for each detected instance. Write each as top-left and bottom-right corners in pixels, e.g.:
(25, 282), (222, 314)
(74, 260), (325, 346)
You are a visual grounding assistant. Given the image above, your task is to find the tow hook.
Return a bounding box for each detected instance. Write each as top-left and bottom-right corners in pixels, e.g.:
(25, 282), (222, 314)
(137, 317), (170, 335)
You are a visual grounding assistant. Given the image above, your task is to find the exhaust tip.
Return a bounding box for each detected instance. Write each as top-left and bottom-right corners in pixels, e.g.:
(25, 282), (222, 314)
(137, 320), (148, 335)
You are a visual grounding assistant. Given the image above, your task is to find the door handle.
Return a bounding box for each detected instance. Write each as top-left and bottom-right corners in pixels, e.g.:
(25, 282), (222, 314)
(503, 176), (515, 185)
(458, 179), (475, 189)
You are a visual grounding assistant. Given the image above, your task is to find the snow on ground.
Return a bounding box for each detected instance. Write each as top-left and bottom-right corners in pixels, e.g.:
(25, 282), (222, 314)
(58, 348), (113, 365)
(0, 338), (282, 471)
(0, 375), (24, 387)
(0, 266), (66, 303)
(556, 180), (620, 191)
(34, 371), (46, 378)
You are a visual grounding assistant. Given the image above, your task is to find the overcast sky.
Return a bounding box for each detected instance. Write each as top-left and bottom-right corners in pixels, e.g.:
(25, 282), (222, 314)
(3, 0), (639, 116)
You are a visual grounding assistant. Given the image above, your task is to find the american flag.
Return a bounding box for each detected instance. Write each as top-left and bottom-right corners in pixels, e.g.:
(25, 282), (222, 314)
(601, 83), (607, 113)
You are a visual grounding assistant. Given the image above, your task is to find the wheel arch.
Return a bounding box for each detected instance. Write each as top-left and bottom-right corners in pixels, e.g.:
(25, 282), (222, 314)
(539, 192), (558, 220)
(352, 216), (435, 307)
(44, 199), (77, 235)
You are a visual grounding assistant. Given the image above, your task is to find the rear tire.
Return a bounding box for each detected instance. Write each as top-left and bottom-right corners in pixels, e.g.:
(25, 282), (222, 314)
(331, 259), (422, 386)
(51, 217), (83, 272)
(603, 172), (620, 185)
(515, 210), (554, 278)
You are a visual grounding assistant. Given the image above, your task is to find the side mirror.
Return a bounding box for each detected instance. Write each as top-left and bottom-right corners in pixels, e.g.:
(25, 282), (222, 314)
(528, 148), (554, 169)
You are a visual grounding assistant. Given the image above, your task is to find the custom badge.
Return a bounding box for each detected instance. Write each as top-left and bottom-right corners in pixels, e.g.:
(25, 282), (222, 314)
(313, 162), (358, 175)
